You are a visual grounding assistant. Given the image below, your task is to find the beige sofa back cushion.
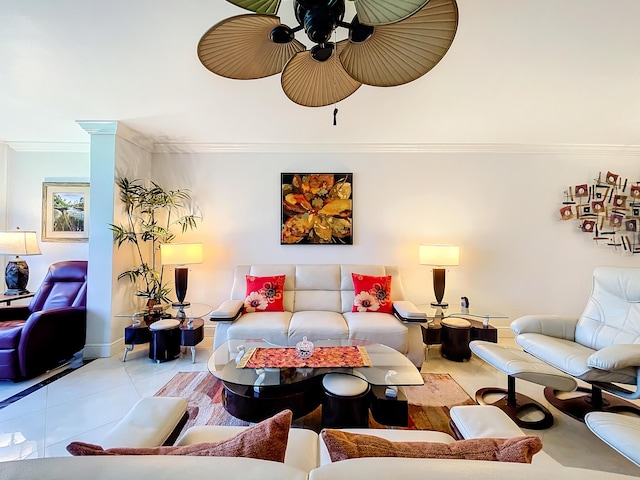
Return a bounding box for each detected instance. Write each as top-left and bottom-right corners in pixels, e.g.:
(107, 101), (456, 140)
(230, 264), (405, 314)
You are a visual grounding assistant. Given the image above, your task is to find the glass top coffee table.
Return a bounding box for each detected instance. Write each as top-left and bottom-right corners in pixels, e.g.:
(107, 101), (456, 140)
(208, 339), (424, 423)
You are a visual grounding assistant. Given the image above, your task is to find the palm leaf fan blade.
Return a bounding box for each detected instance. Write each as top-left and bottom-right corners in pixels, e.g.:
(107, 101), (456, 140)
(281, 41), (361, 107)
(353, 0), (431, 26)
(198, 14), (304, 79)
(225, 0), (282, 15)
(341, 0), (458, 86)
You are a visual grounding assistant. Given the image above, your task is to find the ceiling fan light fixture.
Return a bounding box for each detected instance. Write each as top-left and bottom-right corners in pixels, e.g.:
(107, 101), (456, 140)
(348, 16), (374, 43)
(202, 0), (458, 106)
(270, 24), (295, 43)
(295, 0), (345, 44)
(310, 44), (335, 62)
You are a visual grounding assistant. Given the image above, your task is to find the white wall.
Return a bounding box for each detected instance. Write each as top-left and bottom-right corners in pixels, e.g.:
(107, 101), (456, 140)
(152, 146), (640, 333)
(4, 149), (90, 290)
(4, 142), (639, 354)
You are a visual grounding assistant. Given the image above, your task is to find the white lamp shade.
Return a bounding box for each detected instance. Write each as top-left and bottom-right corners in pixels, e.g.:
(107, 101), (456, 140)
(0, 231), (42, 256)
(419, 244), (459, 266)
(160, 243), (203, 266)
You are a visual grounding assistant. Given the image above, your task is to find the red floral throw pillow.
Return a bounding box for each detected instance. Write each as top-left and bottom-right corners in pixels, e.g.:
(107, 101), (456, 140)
(244, 275), (286, 313)
(352, 273), (392, 313)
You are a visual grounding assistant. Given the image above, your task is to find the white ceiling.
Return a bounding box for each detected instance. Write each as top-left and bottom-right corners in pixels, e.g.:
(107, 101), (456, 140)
(2, 0), (640, 147)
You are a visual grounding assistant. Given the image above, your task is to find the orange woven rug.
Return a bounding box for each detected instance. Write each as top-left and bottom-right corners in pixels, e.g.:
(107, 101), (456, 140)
(237, 346), (372, 369)
(155, 371), (474, 437)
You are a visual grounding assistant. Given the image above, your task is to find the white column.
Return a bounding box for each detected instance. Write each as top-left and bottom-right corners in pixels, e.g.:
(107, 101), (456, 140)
(77, 121), (153, 357)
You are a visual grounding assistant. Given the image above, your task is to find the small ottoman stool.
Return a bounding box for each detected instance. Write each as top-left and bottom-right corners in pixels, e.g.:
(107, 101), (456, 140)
(322, 373), (371, 428)
(441, 317), (472, 362)
(470, 340), (578, 429)
(149, 319), (181, 363)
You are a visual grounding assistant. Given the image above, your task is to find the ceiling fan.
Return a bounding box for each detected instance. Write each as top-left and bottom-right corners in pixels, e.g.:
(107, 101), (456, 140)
(197, 0), (458, 107)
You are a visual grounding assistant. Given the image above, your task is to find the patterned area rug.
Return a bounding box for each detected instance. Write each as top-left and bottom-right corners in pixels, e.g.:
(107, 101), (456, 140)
(155, 371), (474, 438)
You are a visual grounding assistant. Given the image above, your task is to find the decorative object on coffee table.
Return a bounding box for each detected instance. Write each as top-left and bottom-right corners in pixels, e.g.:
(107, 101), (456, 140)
(419, 244), (460, 308)
(296, 336), (314, 359)
(0, 228), (42, 295)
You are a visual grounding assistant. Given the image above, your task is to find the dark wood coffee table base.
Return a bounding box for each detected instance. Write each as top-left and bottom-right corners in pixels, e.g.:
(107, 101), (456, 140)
(222, 376), (324, 423)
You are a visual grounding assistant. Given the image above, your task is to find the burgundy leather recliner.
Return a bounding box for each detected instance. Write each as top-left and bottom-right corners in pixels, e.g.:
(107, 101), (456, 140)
(0, 260), (87, 381)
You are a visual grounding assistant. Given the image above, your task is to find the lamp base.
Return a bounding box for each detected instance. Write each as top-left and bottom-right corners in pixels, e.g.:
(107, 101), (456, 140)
(430, 301), (449, 308)
(5, 259), (30, 295)
(4, 288), (29, 296)
(172, 301), (190, 321)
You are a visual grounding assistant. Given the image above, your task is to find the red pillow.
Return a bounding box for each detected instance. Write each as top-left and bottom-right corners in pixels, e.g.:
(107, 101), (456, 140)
(244, 275), (286, 313)
(352, 273), (392, 313)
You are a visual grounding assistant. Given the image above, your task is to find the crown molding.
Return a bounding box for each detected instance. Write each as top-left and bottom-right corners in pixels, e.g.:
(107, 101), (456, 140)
(4, 141), (640, 156)
(77, 121), (154, 153)
(151, 142), (640, 155)
(6, 142), (90, 153)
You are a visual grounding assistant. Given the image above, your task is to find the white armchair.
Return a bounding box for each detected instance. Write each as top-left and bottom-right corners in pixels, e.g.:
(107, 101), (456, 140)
(510, 266), (640, 421)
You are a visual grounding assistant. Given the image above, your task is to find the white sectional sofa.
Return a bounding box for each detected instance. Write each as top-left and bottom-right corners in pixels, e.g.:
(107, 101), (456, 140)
(1, 405), (636, 480)
(210, 264), (427, 366)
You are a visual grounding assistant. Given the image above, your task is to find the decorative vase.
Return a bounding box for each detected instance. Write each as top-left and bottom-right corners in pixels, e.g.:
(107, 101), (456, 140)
(296, 336), (314, 359)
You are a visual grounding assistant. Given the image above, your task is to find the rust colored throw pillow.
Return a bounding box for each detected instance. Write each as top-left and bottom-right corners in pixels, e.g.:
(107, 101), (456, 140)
(352, 273), (392, 313)
(244, 274), (286, 313)
(321, 430), (542, 464)
(67, 409), (293, 462)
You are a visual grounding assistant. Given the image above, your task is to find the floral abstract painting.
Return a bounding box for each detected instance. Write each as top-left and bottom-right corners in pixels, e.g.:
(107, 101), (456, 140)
(281, 173), (353, 245)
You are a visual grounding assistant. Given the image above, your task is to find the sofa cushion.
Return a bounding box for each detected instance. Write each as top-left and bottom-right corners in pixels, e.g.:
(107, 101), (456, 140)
(244, 275), (286, 313)
(288, 311), (349, 344)
(227, 311), (292, 346)
(320, 430), (542, 463)
(343, 312), (408, 354)
(67, 410), (292, 462)
(351, 274), (393, 313)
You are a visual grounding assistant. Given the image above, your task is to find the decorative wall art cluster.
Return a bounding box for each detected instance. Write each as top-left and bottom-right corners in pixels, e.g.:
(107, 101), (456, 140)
(559, 171), (640, 254)
(281, 173), (353, 245)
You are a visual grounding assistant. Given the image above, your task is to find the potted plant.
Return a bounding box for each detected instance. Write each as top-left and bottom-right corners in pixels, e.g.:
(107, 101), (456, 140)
(110, 177), (200, 309)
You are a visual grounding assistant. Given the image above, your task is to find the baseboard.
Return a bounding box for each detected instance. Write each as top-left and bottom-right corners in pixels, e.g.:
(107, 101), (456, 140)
(497, 326), (515, 338)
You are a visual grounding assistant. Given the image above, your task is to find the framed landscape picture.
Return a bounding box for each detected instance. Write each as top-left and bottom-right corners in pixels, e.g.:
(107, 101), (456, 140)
(281, 173), (353, 245)
(42, 182), (90, 242)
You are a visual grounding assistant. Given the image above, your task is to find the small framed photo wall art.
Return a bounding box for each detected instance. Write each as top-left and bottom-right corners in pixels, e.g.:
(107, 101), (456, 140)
(281, 173), (353, 245)
(42, 182), (90, 242)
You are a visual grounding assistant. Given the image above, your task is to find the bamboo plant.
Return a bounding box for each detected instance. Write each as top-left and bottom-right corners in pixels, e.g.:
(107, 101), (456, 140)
(110, 177), (200, 305)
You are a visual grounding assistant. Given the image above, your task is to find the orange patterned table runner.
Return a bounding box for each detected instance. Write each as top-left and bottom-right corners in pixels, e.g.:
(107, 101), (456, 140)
(237, 346), (372, 369)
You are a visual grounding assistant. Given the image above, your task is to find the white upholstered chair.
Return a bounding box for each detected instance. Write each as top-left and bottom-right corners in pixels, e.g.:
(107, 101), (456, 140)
(511, 266), (640, 421)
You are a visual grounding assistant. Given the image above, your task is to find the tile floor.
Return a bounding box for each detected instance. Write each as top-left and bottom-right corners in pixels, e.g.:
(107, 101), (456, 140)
(0, 337), (639, 476)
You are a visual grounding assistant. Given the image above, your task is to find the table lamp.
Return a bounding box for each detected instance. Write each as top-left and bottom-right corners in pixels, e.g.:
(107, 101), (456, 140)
(419, 244), (460, 309)
(160, 242), (203, 321)
(0, 228), (42, 295)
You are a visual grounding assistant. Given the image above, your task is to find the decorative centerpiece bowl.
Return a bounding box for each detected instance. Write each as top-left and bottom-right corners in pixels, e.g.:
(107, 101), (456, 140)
(295, 336), (314, 359)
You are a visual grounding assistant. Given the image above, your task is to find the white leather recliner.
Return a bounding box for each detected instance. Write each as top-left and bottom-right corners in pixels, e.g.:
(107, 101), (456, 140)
(510, 266), (640, 421)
